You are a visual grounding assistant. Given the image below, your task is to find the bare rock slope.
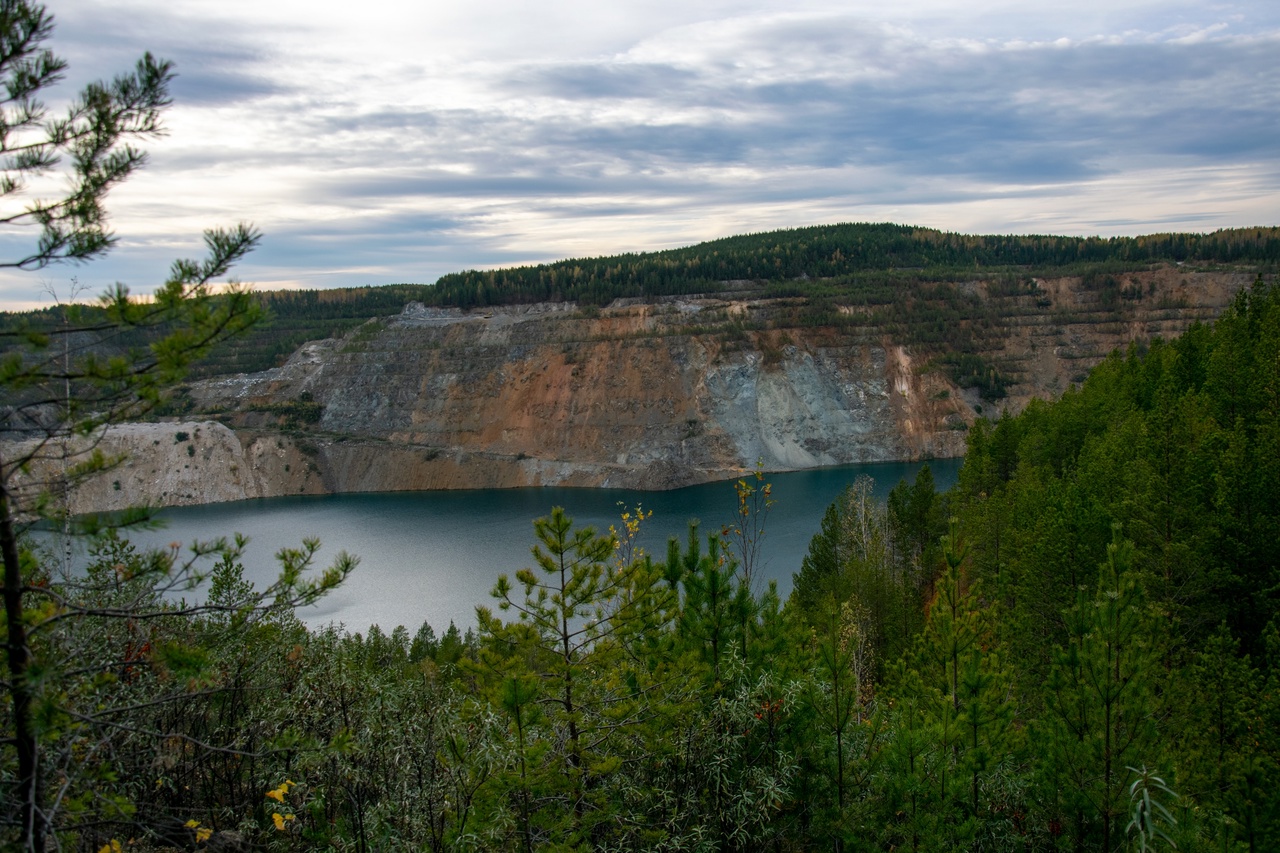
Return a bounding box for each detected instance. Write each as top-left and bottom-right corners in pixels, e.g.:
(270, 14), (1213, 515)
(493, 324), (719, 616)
(18, 268), (1252, 511)
(187, 297), (967, 495)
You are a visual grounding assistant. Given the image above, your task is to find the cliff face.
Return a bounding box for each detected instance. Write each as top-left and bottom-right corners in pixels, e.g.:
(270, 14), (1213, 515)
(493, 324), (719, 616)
(12, 268), (1250, 511)
(186, 297), (969, 494)
(3, 422), (327, 516)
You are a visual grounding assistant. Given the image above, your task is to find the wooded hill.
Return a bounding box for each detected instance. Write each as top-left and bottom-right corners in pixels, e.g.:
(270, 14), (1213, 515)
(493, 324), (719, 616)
(429, 222), (1280, 308)
(3, 223), (1277, 383)
(0, 284), (431, 382)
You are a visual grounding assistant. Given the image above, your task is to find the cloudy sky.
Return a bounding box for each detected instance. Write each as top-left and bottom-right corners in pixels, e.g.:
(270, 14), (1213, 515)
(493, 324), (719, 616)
(1, 0), (1277, 309)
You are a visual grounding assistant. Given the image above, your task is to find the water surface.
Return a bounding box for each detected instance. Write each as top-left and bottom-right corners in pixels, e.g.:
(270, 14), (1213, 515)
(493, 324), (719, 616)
(119, 459), (960, 634)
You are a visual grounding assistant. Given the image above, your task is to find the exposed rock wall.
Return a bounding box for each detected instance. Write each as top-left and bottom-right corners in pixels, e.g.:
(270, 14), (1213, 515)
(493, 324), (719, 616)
(14, 268), (1251, 511)
(184, 299), (970, 496)
(3, 422), (326, 515)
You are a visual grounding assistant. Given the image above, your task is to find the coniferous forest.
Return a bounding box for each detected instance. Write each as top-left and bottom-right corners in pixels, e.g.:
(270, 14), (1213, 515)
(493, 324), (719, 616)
(5, 279), (1279, 851)
(427, 224), (1280, 309)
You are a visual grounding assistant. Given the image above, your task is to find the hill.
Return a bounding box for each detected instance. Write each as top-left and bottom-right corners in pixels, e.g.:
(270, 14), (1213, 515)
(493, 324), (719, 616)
(5, 221), (1276, 380)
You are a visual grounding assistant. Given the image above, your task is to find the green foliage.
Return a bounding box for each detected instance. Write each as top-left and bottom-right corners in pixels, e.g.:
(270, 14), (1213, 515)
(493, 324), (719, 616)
(427, 223), (1280, 309)
(0, 7), (360, 846)
(876, 521), (1019, 851)
(940, 352), (1011, 399)
(1125, 766), (1179, 853)
(954, 278), (1280, 656)
(0, 531), (352, 849)
(249, 397), (325, 430)
(1, 54), (1276, 842)
(923, 276), (1280, 852)
(799, 599), (883, 847)
(777, 276), (1280, 849)
(1039, 529), (1162, 853)
(476, 506), (682, 848)
(669, 521), (752, 686)
(793, 471), (942, 676)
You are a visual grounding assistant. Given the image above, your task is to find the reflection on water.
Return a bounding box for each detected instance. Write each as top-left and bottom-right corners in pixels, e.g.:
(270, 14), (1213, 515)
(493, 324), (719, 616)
(71, 459), (961, 635)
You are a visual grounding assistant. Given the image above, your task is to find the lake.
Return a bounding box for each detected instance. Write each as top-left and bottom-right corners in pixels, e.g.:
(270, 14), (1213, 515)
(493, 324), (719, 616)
(112, 459), (960, 635)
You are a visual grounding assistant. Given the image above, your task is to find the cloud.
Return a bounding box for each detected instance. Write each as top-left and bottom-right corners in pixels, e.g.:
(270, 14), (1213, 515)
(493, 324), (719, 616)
(511, 63), (701, 101)
(289, 21), (1280, 192)
(2, 2), (1279, 308)
(49, 0), (291, 103)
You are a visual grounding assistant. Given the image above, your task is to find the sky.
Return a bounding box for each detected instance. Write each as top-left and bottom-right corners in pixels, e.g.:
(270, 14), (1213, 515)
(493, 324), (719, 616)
(1, 0), (1278, 309)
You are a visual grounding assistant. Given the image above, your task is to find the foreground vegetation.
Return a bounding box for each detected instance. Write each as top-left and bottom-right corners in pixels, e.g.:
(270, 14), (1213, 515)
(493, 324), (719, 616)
(5, 278), (1278, 851)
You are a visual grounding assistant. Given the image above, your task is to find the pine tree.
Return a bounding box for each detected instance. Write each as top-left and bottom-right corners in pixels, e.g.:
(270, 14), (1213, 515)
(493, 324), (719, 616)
(670, 522), (751, 688)
(1169, 624), (1261, 850)
(0, 6), (362, 844)
(802, 598), (882, 849)
(890, 519), (1017, 848)
(1040, 527), (1162, 853)
(477, 506), (674, 846)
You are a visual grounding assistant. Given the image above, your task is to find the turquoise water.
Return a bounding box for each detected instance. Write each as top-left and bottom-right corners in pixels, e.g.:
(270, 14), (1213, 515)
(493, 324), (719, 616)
(120, 459), (960, 635)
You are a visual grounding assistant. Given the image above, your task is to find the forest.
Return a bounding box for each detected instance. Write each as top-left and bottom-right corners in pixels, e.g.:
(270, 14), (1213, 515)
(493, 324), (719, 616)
(4, 279), (1278, 851)
(3, 223), (1275, 382)
(425, 223), (1280, 309)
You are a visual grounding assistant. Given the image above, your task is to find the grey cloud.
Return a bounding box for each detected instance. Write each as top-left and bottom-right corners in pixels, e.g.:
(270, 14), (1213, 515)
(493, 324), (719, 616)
(169, 65), (284, 106)
(307, 173), (618, 201)
(10, 9), (1279, 308)
(277, 206), (499, 243)
(378, 32), (1275, 194)
(302, 165), (733, 209)
(247, 214), (541, 284)
(127, 26), (1280, 240)
(317, 110), (444, 133)
(52, 1), (289, 106)
(135, 22), (1279, 212)
(1091, 213), (1224, 228)
(509, 63), (700, 100)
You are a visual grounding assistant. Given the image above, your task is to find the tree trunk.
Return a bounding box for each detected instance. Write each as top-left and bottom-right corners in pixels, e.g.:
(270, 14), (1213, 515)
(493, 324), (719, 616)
(2, 480), (42, 851)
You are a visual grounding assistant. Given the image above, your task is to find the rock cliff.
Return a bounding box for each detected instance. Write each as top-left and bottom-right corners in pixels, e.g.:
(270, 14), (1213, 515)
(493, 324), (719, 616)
(11, 268), (1251, 511)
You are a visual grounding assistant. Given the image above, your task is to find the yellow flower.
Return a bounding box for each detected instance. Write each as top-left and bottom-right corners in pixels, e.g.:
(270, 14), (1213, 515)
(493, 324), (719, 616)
(272, 813), (286, 831)
(266, 788), (284, 802)
(97, 842), (122, 853)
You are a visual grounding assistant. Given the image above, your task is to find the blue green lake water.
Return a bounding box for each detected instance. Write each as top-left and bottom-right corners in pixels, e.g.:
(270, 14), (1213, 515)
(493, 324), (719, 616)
(120, 459), (960, 635)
